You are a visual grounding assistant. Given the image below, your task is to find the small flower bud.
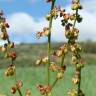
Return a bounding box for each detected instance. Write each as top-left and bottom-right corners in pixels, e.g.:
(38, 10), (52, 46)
(72, 77), (79, 84)
(50, 9), (55, 17)
(43, 27), (50, 36)
(42, 57), (48, 63)
(25, 89), (31, 96)
(63, 13), (70, 20)
(49, 63), (58, 71)
(8, 42), (14, 48)
(5, 65), (15, 76)
(56, 72), (63, 79)
(70, 45), (76, 52)
(10, 51), (17, 60)
(71, 3), (82, 10)
(45, 14), (51, 21)
(56, 50), (63, 57)
(36, 32), (43, 39)
(11, 86), (17, 94)
(16, 80), (23, 88)
(0, 32), (8, 40)
(5, 23), (10, 28)
(76, 63), (84, 69)
(72, 55), (78, 64)
(36, 59), (42, 65)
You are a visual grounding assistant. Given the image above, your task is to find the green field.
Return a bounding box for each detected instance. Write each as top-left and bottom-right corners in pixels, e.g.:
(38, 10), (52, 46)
(0, 43), (96, 67)
(0, 65), (96, 96)
(0, 43), (96, 96)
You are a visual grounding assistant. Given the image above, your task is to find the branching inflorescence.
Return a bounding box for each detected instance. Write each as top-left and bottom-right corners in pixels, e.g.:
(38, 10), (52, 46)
(59, 0), (84, 95)
(36, 0), (84, 96)
(0, 10), (31, 96)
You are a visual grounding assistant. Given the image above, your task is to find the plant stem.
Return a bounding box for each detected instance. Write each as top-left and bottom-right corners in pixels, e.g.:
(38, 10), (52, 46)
(72, 9), (82, 95)
(61, 54), (65, 67)
(51, 79), (58, 89)
(78, 69), (81, 94)
(72, 10), (78, 29)
(12, 60), (23, 96)
(47, 0), (56, 86)
(17, 88), (23, 96)
(51, 53), (65, 90)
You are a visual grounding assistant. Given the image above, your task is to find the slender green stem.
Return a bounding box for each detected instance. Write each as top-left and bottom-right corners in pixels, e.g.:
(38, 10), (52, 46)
(72, 10), (78, 29)
(78, 69), (81, 94)
(17, 88), (23, 96)
(72, 9), (82, 95)
(47, 0), (56, 86)
(12, 60), (23, 96)
(51, 53), (65, 90)
(61, 54), (65, 67)
(51, 79), (58, 89)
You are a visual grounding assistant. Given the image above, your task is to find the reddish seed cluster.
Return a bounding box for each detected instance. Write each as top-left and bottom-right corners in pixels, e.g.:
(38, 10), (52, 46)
(49, 63), (66, 72)
(46, 7), (58, 21)
(51, 0), (84, 95)
(0, 10), (17, 74)
(55, 5), (82, 27)
(11, 80), (23, 94)
(5, 64), (15, 76)
(36, 27), (50, 39)
(53, 44), (68, 57)
(36, 56), (48, 65)
(0, 10), (24, 95)
(37, 84), (51, 95)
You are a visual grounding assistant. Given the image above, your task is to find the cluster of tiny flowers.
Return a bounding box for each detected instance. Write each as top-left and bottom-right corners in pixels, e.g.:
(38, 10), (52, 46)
(53, 44), (68, 57)
(36, 0), (68, 95)
(36, 49), (66, 95)
(55, 0), (84, 95)
(67, 89), (84, 96)
(0, 10), (20, 94)
(36, 27), (50, 39)
(36, 84), (51, 95)
(36, 56), (48, 65)
(0, 10), (31, 96)
(36, 0), (85, 95)
(0, 10), (16, 71)
(11, 80), (23, 94)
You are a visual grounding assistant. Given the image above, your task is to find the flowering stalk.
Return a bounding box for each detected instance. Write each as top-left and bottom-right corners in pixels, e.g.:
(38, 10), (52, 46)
(0, 10), (23, 96)
(36, 0), (84, 96)
(47, 0), (56, 86)
(57, 0), (84, 95)
(36, 1), (68, 95)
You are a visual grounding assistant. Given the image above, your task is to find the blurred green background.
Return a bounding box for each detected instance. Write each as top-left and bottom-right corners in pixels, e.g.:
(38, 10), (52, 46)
(0, 41), (96, 96)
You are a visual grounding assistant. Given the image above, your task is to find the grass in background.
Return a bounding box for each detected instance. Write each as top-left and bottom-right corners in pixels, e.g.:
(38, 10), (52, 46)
(0, 43), (96, 68)
(0, 65), (96, 96)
